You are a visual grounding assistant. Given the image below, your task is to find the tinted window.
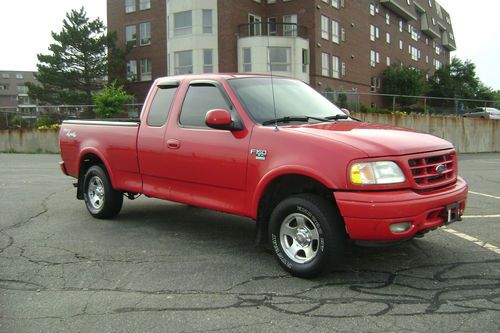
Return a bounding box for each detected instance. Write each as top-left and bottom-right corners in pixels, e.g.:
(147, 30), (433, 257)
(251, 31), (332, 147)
(147, 86), (178, 127)
(179, 85), (230, 128)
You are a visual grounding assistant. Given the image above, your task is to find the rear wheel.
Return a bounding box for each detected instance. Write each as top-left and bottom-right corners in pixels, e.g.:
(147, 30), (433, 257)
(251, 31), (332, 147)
(83, 165), (123, 219)
(268, 194), (345, 278)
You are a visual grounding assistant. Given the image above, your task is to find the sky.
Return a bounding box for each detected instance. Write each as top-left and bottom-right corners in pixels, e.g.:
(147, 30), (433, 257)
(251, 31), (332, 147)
(0, 0), (499, 90)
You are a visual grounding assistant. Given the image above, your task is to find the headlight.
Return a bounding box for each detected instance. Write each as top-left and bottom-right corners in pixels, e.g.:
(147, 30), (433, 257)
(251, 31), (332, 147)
(350, 161), (405, 185)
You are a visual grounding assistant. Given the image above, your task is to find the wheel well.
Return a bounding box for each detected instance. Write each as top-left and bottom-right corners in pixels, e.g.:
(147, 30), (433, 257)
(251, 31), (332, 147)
(255, 174), (334, 246)
(76, 153), (105, 200)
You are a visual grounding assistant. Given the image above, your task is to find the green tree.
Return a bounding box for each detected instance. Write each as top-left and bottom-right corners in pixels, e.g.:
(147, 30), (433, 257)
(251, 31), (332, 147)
(27, 8), (115, 106)
(380, 64), (428, 106)
(428, 57), (494, 102)
(93, 81), (132, 118)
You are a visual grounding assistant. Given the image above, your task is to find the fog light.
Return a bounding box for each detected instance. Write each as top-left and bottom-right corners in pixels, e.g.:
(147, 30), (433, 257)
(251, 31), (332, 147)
(390, 222), (412, 233)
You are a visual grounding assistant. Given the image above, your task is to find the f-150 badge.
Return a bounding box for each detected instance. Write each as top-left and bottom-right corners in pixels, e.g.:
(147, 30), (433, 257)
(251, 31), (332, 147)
(250, 149), (267, 161)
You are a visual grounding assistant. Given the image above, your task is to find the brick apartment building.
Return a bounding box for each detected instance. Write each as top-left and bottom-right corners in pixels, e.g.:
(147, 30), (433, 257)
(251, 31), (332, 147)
(107, 0), (455, 104)
(0, 71), (38, 110)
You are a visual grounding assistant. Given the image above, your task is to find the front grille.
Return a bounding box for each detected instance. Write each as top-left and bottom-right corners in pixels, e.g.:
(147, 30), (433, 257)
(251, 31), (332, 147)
(408, 152), (456, 189)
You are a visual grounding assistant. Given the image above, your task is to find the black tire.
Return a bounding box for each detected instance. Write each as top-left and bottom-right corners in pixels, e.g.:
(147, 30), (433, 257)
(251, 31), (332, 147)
(268, 194), (345, 278)
(82, 165), (123, 219)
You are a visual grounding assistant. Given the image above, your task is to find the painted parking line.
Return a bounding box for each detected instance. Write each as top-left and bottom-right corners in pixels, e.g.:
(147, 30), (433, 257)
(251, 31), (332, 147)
(469, 191), (500, 200)
(462, 214), (500, 218)
(443, 227), (500, 255)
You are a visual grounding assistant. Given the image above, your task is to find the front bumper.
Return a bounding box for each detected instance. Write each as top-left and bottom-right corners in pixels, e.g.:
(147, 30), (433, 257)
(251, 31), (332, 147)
(334, 177), (468, 241)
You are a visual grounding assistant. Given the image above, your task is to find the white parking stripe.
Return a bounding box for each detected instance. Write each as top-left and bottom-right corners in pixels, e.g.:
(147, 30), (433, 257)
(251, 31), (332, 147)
(463, 214), (500, 218)
(443, 227), (500, 255)
(469, 191), (500, 200)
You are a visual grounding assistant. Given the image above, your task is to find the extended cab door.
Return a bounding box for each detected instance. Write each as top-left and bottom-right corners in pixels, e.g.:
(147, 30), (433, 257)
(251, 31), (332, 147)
(162, 81), (251, 214)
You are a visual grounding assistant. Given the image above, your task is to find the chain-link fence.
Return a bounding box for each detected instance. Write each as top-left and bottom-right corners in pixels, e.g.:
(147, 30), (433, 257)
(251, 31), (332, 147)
(322, 91), (499, 115)
(0, 104), (143, 130)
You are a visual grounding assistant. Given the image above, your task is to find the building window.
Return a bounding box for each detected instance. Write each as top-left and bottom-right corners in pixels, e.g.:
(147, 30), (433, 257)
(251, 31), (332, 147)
(410, 25), (419, 41)
(435, 44), (441, 55)
(399, 40), (403, 50)
(268, 47), (291, 72)
(125, 25), (136, 47)
(386, 13), (390, 25)
(0, 84), (9, 90)
(399, 19), (403, 32)
(283, 14), (297, 37)
(203, 49), (213, 73)
(268, 0), (277, 3)
(139, 0), (150, 10)
(140, 59), (152, 81)
(203, 9), (213, 34)
(410, 45), (420, 61)
(321, 15), (329, 40)
(370, 2), (377, 16)
(370, 25), (379, 41)
(332, 0), (339, 8)
(386, 56), (391, 66)
(321, 52), (329, 76)
(302, 49), (308, 73)
(370, 76), (380, 92)
(1, 73), (9, 79)
(268, 17), (277, 36)
(127, 60), (137, 81)
(16, 73), (24, 79)
(370, 50), (379, 67)
(140, 22), (151, 45)
(341, 62), (346, 76)
(426, 55), (429, 63)
(249, 14), (262, 36)
(332, 20), (340, 43)
(434, 59), (442, 70)
(17, 85), (28, 94)
(386, 32), (391, 43)
(174, 50), (193, 75)
(243, 48), (252, 72)
(174, 11), (192, 36)
(332, 55), (340, 78)
(125, 0), (136, 13)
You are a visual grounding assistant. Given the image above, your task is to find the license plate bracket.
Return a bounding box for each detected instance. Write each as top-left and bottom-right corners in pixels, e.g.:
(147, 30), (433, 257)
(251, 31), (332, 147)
(444, 202), (461, 225)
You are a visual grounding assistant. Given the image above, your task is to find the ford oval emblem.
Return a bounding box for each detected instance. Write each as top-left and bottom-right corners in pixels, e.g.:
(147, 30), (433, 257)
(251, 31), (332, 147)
(435, 164), (446, 174)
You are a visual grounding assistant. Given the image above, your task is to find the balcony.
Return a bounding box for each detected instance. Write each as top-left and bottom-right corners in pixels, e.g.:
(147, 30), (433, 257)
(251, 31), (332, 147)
(380, 0), (417, 21)
(441, 31), (456, 51)
(238, 22), (308, 39)
(420, 13), (440, 39)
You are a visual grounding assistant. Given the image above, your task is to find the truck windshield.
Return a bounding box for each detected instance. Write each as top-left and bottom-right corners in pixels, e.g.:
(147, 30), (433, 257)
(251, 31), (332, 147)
(228, 77), (348, 125)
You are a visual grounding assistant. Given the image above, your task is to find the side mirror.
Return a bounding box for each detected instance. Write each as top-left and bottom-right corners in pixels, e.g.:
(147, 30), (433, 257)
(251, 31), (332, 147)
(340, 108), (351, 116)
(205, 109), (242, 131)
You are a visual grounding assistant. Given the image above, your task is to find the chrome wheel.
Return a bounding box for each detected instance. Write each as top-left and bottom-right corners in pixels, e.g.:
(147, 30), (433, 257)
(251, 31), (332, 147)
(279, 213), (320, 264)
(87, 176), (105, 210)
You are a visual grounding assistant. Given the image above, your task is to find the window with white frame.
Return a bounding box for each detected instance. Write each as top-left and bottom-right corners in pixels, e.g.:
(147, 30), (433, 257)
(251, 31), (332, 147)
(125, 25), (136, 47)
(321, 15), (329, 39)
(302, 49), (308, 73)
(386, 56), (391, 66)
(243, 48), (252, 72)
(341, 62), (346, 76)
(332, 20), (340, 43)
(426, 55), (429, 63)
(434, 59), (442, 70)
(268, 17), (277, 35)
(332, 0), (339, 8)
(386, 13), (390, 25)
(203, 9), (213, 34)
(16, 73), (23, 79)
(127, 60), (137, 81)
(370, 50), (379, 67)
(249, 14), (261, 36)
(321, 52), (329, 76)
(332, 55), (340, 78)
(370, 25), (379, 41)
(268, 47), (291, 72)
(399, 40), (403, 50)
(409, 45), (420, 61)
(203, 49), (213, 73)
(174, 50), (193, 74)
(410, 25), (419, 41)
(370, 2), (377, 16)
(435, 44), (441, 55)
(139, 0), (150, 10)
(399, 19), (403, 32)
(1, 73), (9, 79)
(370, 76), (380, 92)
(174, 11), (192, 36)
(125, 0), (136, 13)
(386, 32), (391, 43)
(140, 59), (152, 81)
(140, 22), (151, 45)
(283, 14), (297, 37)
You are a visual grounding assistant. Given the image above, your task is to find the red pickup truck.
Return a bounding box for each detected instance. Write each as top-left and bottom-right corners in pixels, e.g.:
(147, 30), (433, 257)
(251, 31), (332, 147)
(59, 74), (468, 277)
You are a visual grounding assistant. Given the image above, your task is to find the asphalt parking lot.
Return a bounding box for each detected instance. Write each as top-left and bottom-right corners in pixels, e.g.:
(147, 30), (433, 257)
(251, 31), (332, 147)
(0, 153), (499, 333)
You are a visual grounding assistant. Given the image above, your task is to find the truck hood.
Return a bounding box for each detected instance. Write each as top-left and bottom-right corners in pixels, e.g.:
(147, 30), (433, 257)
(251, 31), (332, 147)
(287, 121), (453, 157)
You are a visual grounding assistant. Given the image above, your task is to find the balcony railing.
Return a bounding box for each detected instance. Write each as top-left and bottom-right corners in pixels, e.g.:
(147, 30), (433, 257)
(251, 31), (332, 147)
(238, 22), (308, 39)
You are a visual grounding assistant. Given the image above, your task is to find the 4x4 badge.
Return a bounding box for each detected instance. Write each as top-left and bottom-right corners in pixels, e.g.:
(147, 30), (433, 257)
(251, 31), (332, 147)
(250, 149), (267, 161)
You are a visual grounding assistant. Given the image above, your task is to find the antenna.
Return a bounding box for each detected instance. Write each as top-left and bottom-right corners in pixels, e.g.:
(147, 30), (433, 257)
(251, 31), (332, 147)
(266, 20), (279, 132)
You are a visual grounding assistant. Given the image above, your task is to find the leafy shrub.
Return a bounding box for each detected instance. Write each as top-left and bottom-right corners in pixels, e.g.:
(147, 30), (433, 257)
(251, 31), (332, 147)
(93, 81), (132, 118)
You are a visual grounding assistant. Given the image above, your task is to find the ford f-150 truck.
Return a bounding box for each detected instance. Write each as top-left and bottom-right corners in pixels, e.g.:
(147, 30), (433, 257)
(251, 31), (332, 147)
(59, 74), (468, 277)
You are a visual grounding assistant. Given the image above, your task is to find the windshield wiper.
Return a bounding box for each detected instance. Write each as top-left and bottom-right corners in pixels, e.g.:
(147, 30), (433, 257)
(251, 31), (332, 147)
(261, 115), (331, 126)
(325, 114), (349, 120)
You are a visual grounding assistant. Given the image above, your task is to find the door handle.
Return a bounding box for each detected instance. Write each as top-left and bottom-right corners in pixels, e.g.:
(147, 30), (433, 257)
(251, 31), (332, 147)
(167, 139), (180, 149)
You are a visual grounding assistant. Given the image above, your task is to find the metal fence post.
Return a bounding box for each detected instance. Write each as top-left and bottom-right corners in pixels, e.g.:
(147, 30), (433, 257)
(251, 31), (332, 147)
(424, 97), (427, 114)
(392, 96), (396, 112)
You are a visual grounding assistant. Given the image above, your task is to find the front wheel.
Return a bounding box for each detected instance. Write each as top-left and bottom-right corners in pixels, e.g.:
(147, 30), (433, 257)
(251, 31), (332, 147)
(83, 165), (123, 219)
(268, 194), (345, 278)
